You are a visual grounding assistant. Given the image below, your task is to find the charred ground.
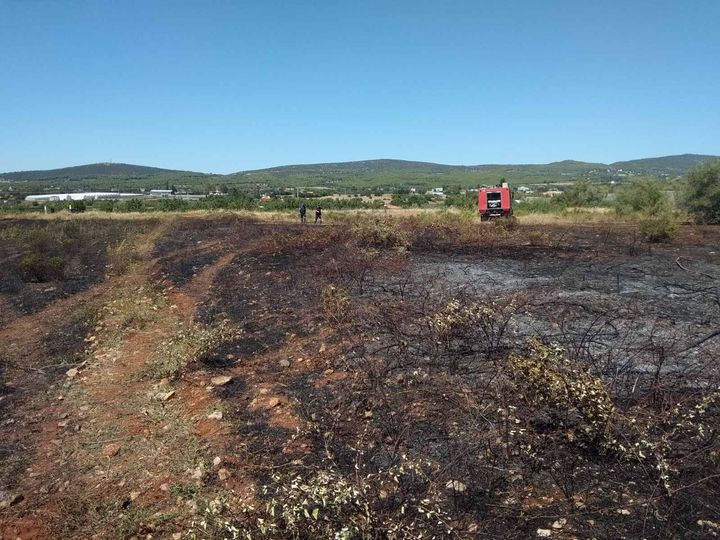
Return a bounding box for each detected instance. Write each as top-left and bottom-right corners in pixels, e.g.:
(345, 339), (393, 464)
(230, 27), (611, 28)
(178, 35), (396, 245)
(1, 213), (719, 539)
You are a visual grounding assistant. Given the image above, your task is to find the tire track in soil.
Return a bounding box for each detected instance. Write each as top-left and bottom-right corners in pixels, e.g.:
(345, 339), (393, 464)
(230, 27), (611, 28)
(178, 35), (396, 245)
(1, 248), (241, 540)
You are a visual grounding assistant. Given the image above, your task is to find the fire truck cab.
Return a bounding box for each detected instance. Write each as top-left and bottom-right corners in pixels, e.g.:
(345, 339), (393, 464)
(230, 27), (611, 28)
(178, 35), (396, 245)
(478, 183), (512, 221)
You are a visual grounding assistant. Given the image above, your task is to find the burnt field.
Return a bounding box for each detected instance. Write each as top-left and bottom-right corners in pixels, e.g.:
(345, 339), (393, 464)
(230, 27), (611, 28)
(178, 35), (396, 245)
(1, 214), (719, 539)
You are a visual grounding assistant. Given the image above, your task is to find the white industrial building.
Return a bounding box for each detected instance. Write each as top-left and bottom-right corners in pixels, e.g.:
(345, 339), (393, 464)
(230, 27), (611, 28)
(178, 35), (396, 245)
(25, 192), (141, 202)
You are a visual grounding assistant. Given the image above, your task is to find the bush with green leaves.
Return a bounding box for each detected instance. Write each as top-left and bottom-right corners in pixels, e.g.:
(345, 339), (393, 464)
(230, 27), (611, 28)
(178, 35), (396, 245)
(390, 194), (431, 207)
(20, 253), (65, 282)
(683, 159), (720, 224)
(614, 178), (666, 214)
(639, 199), (678, 242)
(558, 180), (604, 207)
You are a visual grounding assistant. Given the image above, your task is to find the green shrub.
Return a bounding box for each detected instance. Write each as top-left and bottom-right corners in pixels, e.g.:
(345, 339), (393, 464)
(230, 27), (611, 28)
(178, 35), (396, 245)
(71, 200), (87, 213)
(639, 200), (678, 243)
(514, 197), (563, 214)
(683, 159), (720, 224)
(558, 180), (604, 207)
(390, 194), (431, 207)
(93, 200), (116, 212)
(46, 255), (65, 275)
(123, 198), (145, 212)
(444, 193), (477, 210)
(615, 178), (665, 214)
(20, 253), (65, 281)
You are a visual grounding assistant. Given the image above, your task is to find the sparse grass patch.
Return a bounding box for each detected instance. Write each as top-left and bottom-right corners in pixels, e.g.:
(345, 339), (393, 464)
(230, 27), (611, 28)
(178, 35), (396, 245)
(150, 320), (236, 380)
(97, 284), (167, 348)
(107, 219), (171, 275)
(321, 284), (352, 325)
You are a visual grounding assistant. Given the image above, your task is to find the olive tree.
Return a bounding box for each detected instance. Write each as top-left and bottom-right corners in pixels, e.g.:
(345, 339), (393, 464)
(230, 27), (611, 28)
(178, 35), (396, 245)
(684, 159), (720, 224)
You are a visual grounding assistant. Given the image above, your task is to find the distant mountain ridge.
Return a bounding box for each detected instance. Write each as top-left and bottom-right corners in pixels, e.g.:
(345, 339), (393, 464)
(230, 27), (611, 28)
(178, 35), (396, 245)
(0, 162), (203, 181)
(235, 154), (716, 176)
(2, 154), (717, 182)
(610, 154), (718, 173)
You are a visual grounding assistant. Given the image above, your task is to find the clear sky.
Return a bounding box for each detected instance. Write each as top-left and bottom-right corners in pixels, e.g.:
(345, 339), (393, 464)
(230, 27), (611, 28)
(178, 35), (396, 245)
(1, 0), (718, 173)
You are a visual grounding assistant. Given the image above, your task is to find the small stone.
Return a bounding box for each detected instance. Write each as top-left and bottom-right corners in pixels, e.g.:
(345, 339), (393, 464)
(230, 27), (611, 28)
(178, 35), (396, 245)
(160, 483), (169, 492)
(207, 411), (223, 420)
(57, 420), (68, 428)
(158, 378), (170, 386)
(617, 508), (631, 515)
(536, 529), (552, 538)
(172, 534), (182, 540)
(552, 518), (566, 529)
(266, 397), (281, 408)
(212, 456), (222, 467)
(210, 375), (232, 386)
(159, 390), (175, 401)
(279, 359), (290, 368)
(363, 410), (373, 419)
(66, 368), (79, 379)
(0, 493), (24, 510)
(102, 443), (122, 457)
(218, 468), (231, 481)
(190, 468), (204, 481)
(130, 491), (141, 501)
(319, 343), (326, 353)
(445, 480), (466, 492)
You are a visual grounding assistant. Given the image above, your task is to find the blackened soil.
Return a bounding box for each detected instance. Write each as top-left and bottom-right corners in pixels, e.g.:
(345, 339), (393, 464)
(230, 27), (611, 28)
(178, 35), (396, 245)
(0, 219), (157, 321)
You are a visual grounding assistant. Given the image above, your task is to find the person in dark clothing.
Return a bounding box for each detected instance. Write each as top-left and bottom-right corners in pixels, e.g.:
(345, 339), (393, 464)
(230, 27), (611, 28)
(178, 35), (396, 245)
(299, 202), (307, 223)
(314, 205), (322, 224)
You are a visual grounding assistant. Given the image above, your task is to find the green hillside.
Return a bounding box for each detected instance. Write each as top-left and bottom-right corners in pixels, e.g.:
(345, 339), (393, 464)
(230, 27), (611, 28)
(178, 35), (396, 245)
(611, 154), (718, 174)
(2, 155), (717, 199)
(0, 162), (204, 181)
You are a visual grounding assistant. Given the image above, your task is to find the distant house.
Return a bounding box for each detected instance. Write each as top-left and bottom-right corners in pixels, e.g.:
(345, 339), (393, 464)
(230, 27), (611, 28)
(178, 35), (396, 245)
(543, 190), (563, 198)
(149, 189), (173, 197)
(260, 194), (271, 202)
(426, 187), (445, 196)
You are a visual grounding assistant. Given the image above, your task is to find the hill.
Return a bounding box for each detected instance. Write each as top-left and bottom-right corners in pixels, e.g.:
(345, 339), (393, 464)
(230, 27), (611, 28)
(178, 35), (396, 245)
(0, 162), (203, 182)
(241, 159), (457, 175)
(611, 153), (718, 174)
(3, 155), (718, 196)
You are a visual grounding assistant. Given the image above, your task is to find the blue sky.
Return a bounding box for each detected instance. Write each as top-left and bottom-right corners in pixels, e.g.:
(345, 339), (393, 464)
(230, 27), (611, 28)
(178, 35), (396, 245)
(1, 0), (718, 173)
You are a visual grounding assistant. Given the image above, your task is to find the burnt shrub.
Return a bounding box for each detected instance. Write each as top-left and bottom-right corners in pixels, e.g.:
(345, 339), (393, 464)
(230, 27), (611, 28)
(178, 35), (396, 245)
(351, 217), (410, 249)
(20, 254), (65, 282)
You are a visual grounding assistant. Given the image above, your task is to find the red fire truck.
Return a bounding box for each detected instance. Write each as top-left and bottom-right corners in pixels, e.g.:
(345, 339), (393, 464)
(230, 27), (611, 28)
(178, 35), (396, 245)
(478, 183), (513, 221)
